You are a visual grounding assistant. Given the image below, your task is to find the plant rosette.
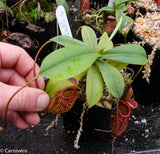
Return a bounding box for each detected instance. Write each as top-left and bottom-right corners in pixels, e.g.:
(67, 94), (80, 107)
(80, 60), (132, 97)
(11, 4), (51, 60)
(42, 16), (147, 111)
(0, 16), (147, 143)
(40, 17), (147, 138)
(78, 67), (134, 110)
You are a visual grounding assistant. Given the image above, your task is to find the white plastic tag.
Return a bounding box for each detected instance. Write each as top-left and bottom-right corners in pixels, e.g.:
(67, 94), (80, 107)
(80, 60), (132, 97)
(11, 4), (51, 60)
(56, 5), (73, 38)
(107, 0), (115, 8)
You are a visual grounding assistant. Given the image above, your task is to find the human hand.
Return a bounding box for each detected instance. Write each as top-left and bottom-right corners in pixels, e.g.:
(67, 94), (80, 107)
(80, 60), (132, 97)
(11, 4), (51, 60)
(0, 42), (50, 129)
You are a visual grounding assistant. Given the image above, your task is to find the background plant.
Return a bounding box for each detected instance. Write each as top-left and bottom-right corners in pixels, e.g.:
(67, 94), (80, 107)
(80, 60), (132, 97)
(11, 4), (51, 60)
(0, 1), (13, 16)
(94, 0), (142, 39)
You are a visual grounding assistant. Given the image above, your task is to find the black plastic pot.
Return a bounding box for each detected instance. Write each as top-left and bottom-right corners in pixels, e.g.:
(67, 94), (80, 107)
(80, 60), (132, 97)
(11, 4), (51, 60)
(62, 67), (134, 139)
(131, 47), (160, 106)
(131, 20), (160, 106)
(62, 99), (115, 135)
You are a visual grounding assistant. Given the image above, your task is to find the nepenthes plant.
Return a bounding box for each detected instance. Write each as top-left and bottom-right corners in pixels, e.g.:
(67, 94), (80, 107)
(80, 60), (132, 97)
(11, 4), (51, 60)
(0, 16), (147, 137)
(81, 0), (142, 40)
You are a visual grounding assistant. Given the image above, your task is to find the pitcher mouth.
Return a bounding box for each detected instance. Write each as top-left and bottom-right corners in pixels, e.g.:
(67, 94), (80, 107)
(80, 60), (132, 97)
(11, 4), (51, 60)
(60, 86), (78, 100)
(119, 101), (131, 118)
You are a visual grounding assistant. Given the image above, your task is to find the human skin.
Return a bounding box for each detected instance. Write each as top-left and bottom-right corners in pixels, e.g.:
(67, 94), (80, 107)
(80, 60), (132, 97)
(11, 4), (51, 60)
(0, 42), (50, 129)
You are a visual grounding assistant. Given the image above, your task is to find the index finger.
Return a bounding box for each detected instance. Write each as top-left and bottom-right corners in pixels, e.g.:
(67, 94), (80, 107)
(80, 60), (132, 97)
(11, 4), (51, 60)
(0, 42), (36, 77)
(0, 42), (44, 89)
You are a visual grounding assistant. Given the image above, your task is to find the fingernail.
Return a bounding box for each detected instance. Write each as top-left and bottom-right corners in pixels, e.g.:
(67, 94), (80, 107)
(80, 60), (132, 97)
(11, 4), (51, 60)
(37, 94), (50, 110)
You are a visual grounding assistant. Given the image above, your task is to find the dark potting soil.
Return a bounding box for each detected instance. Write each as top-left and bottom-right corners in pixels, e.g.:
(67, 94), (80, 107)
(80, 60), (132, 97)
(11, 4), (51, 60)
(0, 104), (159, 154)
(130, 44), (160, 106)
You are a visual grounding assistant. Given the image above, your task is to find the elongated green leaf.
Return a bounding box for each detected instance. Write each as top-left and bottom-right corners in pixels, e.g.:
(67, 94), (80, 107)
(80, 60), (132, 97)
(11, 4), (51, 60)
(115, 0), (127, 11)
(117, 0), (142, 8)
(50, 35), (87, 47)
(116, 9), (133, 38)
(39, 46), (100, 80)
(118, 3), (127, 12)
(0, 1), (13, 16)
(107, 60), (128, 70)
(74, 71), (87, 81)
(98, 32), (113, 51)
(40, 46), (97, 75)
(40, 53), (100, 80)
(81, 26), (98, 49)
(97, 6), (115, 15)
(102, 16), (123, 50)
(104, 54), (147, 65)
(56, 0), (69, 13)
(96, 61), (124, 98)
(86, 65), (104, 108)
(104, 44), (146, 56)
(102, 44), (148, 65)
(114, 0), (119, 5)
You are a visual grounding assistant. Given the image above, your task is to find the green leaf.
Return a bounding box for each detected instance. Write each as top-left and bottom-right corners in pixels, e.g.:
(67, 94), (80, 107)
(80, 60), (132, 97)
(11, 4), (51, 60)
(102, 44), (148, 65)
(102, 15), (123, 51)
(0, 1), (13, 16)
(81, 26), (98, 49)
(107, 60), (128, 70)
(45, 79), (74, 99)
(115, 0), (127, 10)
(114, 0), (119, 6)
(40, 54), (100, 80)
(50, 35), (87, 47)
(98, 32), (113, 51)
(104, 44), (147, 56)
(86, 65), (104, 108)
(97, 6), (115, 15)
(117, 0), (142, 8)
(96, 61), (124, 98)
(39, 46), (100, 80)
(74, 71), (87, 81)
(56, 0), (69, 13)
(116, 9), (133, 38)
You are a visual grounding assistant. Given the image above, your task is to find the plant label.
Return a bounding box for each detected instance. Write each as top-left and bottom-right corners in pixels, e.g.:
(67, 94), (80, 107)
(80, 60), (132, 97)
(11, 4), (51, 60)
(56, 5), (73, 38)
(107, 0), (114, 8)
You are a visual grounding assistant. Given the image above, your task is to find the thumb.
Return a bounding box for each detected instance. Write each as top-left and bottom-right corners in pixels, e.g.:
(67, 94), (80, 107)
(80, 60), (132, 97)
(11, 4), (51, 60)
(0, 82), (50, 112)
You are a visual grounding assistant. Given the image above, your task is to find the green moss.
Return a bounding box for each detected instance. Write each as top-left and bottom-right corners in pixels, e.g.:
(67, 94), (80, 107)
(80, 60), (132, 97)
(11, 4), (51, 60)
(27, 1), (37, 10)
(31, 8), (38, 22)
(15, 8), (38, 23)
(13, 0), (54, 23)
(40, 0), (53, 12)
(44, 12), (56, 23)
(40, 10), (45, 18)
